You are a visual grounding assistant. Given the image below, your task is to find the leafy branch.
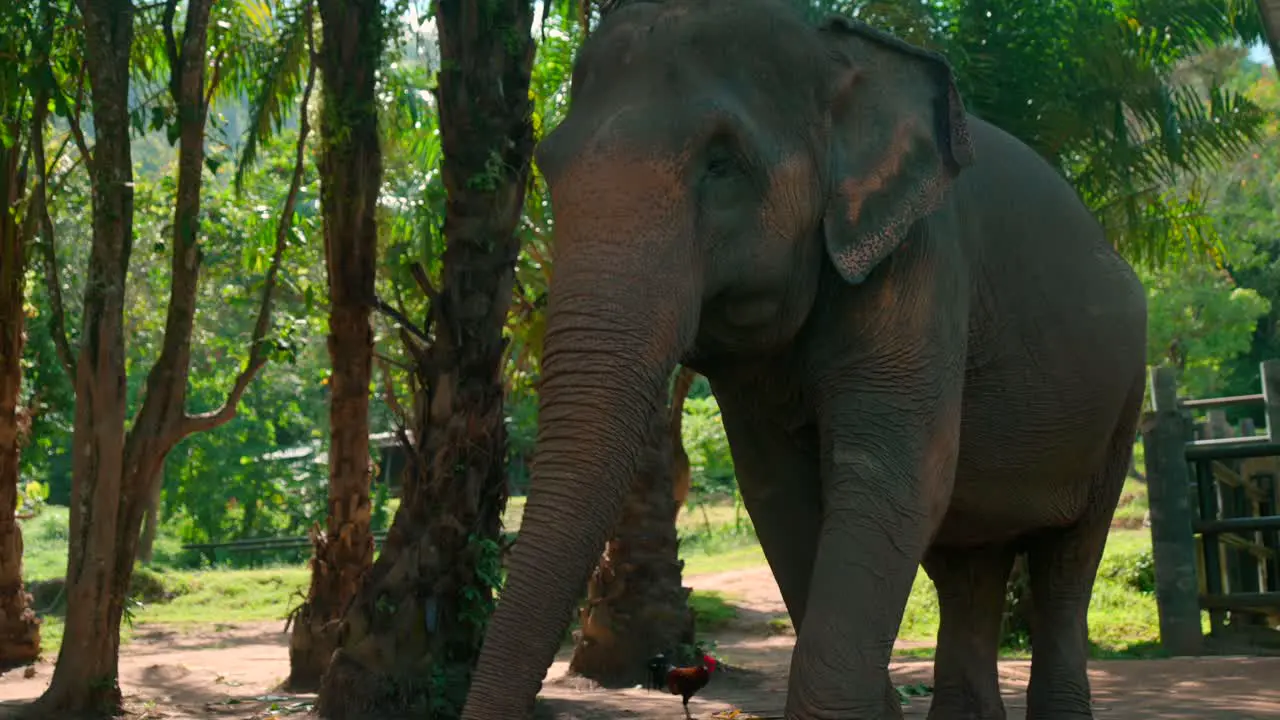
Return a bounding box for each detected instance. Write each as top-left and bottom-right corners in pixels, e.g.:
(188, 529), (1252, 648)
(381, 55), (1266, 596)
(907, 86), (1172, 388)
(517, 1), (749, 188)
(31, 88), (75, 379)
(27, 0), (76, 379)
(234, 0), (313, 194)
(182, 6), (319, 437)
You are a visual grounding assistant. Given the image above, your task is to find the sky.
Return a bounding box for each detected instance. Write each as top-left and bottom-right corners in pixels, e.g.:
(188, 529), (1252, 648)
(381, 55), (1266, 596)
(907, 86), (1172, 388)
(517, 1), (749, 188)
(1249, 41), (1274, 66)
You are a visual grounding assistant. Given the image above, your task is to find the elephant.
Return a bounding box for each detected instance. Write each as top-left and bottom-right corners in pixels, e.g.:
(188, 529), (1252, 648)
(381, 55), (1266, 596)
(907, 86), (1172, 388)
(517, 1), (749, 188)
(463, 1), (1148, 718)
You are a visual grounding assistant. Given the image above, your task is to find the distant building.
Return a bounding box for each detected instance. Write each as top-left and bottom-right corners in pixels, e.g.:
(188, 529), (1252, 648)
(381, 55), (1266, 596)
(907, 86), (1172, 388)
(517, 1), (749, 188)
(258, 431), (412, 497)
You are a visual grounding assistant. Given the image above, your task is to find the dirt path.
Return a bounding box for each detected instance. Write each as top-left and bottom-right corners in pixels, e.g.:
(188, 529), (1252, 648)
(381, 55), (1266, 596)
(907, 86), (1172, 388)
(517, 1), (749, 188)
(1, 566), (1277, 718)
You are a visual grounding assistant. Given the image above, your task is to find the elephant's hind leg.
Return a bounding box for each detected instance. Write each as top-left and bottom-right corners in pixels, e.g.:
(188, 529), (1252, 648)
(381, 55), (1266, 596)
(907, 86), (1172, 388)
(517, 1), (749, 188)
(923, 543), (1016, 720)
(1024, 376), (1145, 719)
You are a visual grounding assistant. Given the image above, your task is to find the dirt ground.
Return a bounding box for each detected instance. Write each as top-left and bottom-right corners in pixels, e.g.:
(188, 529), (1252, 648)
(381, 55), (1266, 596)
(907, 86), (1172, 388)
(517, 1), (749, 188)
(2, 566), (1279, 719)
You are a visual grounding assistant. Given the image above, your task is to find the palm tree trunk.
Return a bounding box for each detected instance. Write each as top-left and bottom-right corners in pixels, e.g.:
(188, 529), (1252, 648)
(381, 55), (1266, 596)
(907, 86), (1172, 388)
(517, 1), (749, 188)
(669, 366), (696, 518)
(568, 370), (696, 686)
(288, 0), (378, 690)
(314, 2), (536, 716)
(136, 473), (163, 565)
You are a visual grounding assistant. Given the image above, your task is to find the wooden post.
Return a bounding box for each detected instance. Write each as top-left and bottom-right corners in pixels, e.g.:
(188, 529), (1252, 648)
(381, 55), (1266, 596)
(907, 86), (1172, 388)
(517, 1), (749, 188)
(1263, 360), (1280, 441)
(1240, 417), (1257, 438)
(1195, 457), (1228, 633)
(1142, 366), (1204, 655)
(1261, 361), (1280, 596)
(1258, 362), (1280, 594)
(1207, 409), (1232, 439)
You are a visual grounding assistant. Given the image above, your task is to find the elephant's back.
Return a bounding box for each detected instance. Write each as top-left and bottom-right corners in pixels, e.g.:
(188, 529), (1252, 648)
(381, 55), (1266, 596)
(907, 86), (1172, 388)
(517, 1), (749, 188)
(953, 115), (1139, 291)
(954, 114), (1146, 374)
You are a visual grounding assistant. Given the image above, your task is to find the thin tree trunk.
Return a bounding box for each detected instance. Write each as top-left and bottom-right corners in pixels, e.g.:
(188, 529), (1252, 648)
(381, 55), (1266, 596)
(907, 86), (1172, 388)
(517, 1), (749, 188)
(31, 0), (137, 711)
(315, 1), (535, 715)
(136, 476), (162, 565)
(286, 0), (378, 690)
(0, 102), (41, 672)
(568, 374), (696, 685)
(36, 0), (280, 711)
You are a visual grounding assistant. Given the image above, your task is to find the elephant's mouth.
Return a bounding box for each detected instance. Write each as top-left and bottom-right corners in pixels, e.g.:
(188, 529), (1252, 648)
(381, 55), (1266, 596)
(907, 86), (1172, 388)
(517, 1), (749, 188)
(688, 286), (810, 368)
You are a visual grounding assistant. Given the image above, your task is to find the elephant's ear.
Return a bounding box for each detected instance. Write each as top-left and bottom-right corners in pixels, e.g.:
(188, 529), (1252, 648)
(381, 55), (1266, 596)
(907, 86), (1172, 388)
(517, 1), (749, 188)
(818, 16), (975, 285)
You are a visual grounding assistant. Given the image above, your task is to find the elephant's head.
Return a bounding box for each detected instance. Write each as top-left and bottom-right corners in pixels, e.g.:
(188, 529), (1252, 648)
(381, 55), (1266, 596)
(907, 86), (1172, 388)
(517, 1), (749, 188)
(462, 1), (973, 716)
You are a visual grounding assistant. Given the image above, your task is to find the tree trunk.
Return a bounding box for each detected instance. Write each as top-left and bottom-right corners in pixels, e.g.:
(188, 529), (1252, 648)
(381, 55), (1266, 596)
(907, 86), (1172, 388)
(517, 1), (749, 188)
(136, 474), (163, 565)
(31, 0), (137, 713)
(568, 372), (696, 686)
(669, 367), (696, 518)
(315, 2), (535, 716)
(287, 0), (379, 691)
(1002, 553), (1033, 648)
(35, 0), (271, 711)
(0, 106), (40, 672)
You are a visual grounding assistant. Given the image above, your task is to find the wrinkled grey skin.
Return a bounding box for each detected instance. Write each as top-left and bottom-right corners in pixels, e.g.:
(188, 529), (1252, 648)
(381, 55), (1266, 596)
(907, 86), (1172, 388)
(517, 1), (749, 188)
(462, 1), (1147, 718)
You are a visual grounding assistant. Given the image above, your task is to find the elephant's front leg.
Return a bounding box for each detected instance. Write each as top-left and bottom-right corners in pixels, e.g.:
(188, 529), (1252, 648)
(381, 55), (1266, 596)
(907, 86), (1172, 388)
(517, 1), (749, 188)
(785, 386), (962, 720)
(717, 397), (915, 718)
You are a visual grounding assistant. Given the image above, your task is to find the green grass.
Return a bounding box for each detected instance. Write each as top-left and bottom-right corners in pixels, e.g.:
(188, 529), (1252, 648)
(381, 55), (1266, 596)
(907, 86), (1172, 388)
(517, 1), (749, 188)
(1113, 477), (1150, 528)
(683, 543), (766, 575)
(131, 567), (310, 625)
(19, 482), (1164, 664)
(688, 590), (739, 631)
(893, 528), (1163, 658)
(25, 565), (311, 660)
(898, 569), (944, 642)
(21, 506), (75, 582)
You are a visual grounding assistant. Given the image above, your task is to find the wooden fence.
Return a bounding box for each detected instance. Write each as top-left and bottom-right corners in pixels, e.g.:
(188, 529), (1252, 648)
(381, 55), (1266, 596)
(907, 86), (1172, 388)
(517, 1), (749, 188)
(1141, 359), (1280, 655)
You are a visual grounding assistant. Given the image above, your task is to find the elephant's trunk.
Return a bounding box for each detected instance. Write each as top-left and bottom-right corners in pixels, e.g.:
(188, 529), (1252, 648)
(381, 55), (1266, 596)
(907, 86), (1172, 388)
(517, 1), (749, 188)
(463, 200), (698, 717)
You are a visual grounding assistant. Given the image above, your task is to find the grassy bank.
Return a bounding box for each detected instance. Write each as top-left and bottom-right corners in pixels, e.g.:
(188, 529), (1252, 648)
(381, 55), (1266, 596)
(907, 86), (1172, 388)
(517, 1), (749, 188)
(19, 476), (1161, 662)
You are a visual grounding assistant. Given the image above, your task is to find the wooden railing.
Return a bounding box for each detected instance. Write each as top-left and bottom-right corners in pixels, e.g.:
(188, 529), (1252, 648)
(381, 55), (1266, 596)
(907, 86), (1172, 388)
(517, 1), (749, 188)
(1141, 359), (1280, 655)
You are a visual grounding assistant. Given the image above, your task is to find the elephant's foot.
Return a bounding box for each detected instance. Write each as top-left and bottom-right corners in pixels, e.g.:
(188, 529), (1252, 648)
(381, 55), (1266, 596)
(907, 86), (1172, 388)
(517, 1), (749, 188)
(925, 695), (1007, 720)
(780, 675), (904, 719)
(1025, 670), (1096, 720)
(1024, 704), (1094, 720)
(925, 676), (1007, 720)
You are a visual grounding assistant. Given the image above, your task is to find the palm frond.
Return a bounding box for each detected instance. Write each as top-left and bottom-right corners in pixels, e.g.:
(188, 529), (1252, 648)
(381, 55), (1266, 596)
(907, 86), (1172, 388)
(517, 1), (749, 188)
(206, 0), (283, 112)
(233, 0), (312, 194)
(1130, 0), (1265, 50)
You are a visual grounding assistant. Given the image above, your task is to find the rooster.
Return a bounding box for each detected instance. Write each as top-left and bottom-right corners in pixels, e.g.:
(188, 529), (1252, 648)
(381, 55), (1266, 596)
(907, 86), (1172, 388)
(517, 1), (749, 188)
(646, 651), (718, 718)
